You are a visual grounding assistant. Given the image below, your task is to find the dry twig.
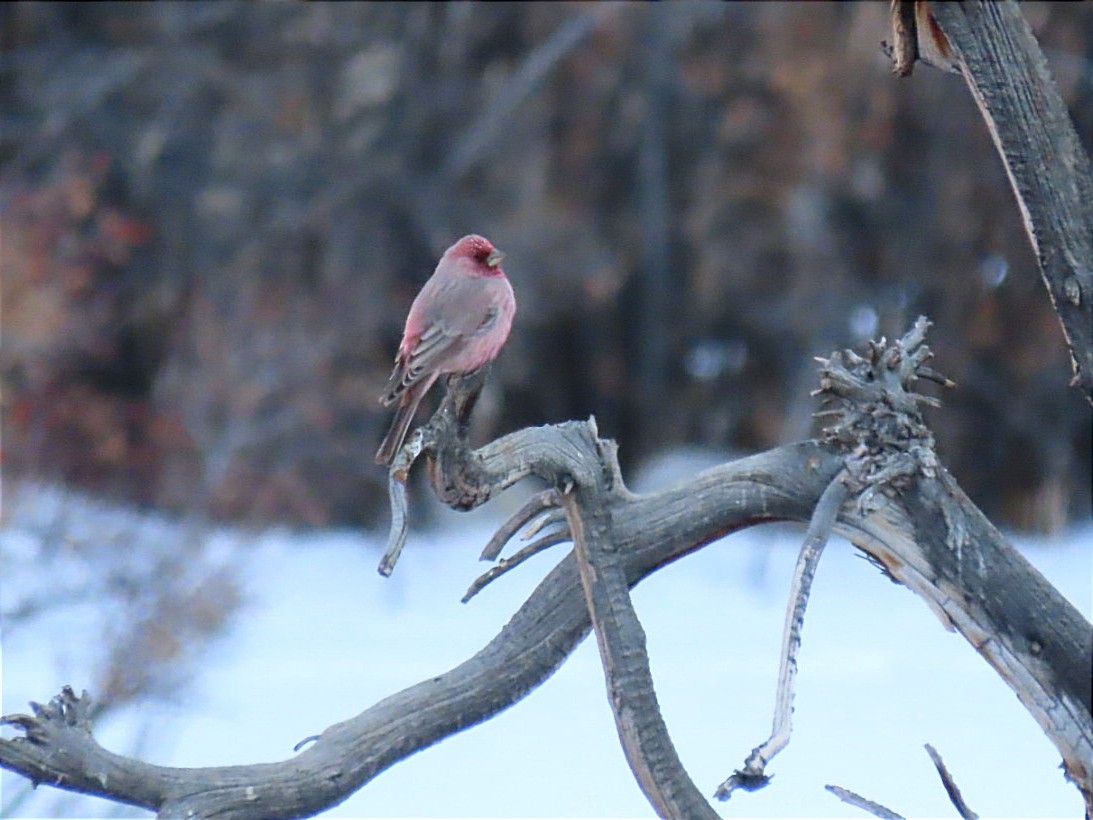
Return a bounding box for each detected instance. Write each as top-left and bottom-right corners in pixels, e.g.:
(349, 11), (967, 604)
(925, 743), (979, 820)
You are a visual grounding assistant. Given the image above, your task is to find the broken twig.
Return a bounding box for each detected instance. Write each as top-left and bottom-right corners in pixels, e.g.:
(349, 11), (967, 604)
(479, 488), (563, 561)
(716, 470), (849, 799)
(463, 529), (571, 603)
(925, 743), (979, 820)
(825, 784), (905, 819)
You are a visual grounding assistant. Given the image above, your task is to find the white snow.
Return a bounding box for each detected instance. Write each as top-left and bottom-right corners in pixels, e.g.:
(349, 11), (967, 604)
(2, 467), (1090, 818)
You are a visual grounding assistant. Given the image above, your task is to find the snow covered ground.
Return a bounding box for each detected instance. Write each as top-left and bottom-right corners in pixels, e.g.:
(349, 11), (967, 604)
(2, 464), (1090, 818)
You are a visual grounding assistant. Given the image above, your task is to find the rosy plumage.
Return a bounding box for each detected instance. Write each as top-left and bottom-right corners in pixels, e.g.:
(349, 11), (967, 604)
(375, 234), (516, 466)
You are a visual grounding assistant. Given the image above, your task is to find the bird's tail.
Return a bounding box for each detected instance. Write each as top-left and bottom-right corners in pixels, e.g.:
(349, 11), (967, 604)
(375, 385), (427, 467)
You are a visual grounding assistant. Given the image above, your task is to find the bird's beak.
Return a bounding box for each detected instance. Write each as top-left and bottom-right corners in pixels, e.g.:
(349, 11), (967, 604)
(486, 249), (505, 268)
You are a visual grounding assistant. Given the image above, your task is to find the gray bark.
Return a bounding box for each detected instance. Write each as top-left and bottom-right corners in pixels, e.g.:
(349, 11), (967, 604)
(912, 0), (1093, 403)
(3, 336), (1090, 816)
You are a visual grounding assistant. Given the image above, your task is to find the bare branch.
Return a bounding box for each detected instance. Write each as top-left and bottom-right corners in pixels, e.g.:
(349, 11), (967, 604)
(378, 368), (492, 576)
(3, 320), (1089, 816)
(478, 488), (563, 561)
(926, 0), (1093, 403)
(463, 529), (570, 604)
(825, 784), (905, 820)
(562, 439), (720, 818)
(377, 464), (411, 577)
(2, 440), (848, 818)
(925, 743), (979, 820)
(716, 470), (849, 799)
(884, 0), (918, 78)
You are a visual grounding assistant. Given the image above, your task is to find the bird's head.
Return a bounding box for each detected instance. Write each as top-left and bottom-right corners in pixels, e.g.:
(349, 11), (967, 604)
(449, 234), (505, 276)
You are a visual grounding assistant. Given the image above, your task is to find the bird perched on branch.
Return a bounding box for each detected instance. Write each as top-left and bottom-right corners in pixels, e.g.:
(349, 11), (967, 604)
(375, 234), (516, 467)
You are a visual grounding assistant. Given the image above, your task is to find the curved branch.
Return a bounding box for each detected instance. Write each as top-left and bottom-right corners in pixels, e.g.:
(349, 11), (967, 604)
(1, 441), (844, 818)
(479, 488), (563, 562)
(562, 435), (720, 818)
(717, 471), (850, 799)
(3, 326), (1090, 816)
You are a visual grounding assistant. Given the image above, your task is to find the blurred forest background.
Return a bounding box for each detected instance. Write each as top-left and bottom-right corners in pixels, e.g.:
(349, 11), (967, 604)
(3, 1), (1091, 533)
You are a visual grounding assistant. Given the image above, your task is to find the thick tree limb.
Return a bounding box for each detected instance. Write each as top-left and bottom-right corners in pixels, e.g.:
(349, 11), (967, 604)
(3, 323), (1090, 817)
(2, 439), (848, 817)
(560, 431), (720, 818)
(896, 0), (1093, 403)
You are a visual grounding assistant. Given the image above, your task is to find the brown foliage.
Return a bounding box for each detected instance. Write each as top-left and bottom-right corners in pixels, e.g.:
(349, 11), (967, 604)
(1, 3), (1089, 529)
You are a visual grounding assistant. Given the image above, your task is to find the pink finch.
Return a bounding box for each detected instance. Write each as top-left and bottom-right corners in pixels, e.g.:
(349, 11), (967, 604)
(375, 234), (516, 466)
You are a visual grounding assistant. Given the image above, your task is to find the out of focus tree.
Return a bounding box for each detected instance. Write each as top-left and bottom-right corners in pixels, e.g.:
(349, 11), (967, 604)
(2, 2), (1089, 530)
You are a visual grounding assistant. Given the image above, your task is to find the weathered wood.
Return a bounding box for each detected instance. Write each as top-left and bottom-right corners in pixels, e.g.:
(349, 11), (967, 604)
(926, 0), (1093, 403)
(716, 472), (850, 800)
(886, 0), (918, 78)
(1, 438), (846, 818)
(3, 2), (1089, 812)
(925, 743), (979, 820)
(3, 329), (1089, 817)
(896, 469), (1093, 803)
(4, 412), (1089, 816)
(825, 783), (905, 820)
(561, 431), (720, 818)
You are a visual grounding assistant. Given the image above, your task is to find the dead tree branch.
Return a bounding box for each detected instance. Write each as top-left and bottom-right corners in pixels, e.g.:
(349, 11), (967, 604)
(2, 320), (1090, 817)
(717, 471), (850, 799)
(559, 431), (719, 818)
(889, 0), (1093, 403)
(925, 743), (979, 820)
(2, 439), (848, 818)
(825, 783), (905, 820)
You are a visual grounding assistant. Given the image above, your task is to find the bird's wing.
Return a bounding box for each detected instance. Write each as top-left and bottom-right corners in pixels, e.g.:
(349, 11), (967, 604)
(380, 323), (460, 405)
(380, 273), (505, 406)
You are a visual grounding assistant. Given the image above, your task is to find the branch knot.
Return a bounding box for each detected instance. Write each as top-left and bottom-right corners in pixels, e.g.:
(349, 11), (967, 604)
(813, 316), (953, 512)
